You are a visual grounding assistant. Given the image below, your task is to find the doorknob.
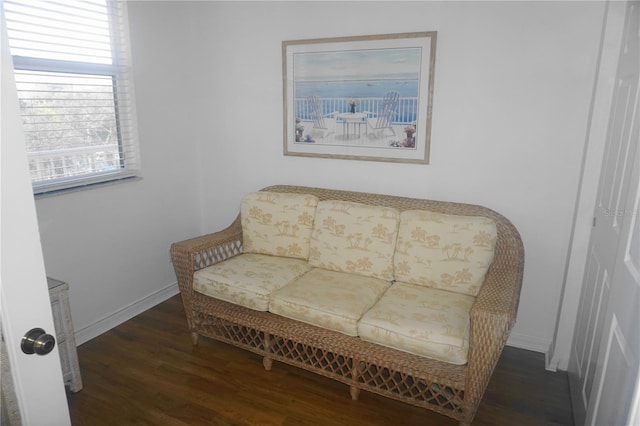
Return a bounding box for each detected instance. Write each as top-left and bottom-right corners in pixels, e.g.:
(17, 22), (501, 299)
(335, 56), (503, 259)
(21, 328), (56, 355)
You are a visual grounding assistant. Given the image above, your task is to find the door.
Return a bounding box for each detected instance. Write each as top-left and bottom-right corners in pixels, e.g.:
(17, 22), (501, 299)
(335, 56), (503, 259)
(0, 7), (71, 425)
(568, 1), (640, 425)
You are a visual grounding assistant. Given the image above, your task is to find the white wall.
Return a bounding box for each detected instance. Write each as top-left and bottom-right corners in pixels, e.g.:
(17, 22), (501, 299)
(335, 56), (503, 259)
(189, 1), (605, 353)
(33, 1), (605, 355)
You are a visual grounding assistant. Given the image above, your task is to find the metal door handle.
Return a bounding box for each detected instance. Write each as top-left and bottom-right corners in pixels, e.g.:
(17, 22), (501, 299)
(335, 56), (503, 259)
(21, 328), (56, 355)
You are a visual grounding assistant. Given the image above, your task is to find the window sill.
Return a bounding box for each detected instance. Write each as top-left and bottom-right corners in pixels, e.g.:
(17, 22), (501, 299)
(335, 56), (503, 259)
(34, 175), (142, 199)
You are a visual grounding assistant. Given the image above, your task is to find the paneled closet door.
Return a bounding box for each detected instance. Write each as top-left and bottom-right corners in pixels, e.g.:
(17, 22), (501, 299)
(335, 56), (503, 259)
(568, 1), (640, 425)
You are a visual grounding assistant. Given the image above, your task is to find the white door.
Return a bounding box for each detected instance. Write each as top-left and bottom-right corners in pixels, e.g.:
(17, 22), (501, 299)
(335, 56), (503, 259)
(568, 1), (640, 425)
(0, 8), (71, 425)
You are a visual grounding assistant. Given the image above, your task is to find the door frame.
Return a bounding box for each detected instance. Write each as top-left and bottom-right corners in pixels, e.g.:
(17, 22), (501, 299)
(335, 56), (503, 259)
(549, 0), (628, 373)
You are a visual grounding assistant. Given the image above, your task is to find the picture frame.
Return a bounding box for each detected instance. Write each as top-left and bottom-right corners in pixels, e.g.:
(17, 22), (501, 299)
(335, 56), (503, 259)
(283, 32), (437, 164)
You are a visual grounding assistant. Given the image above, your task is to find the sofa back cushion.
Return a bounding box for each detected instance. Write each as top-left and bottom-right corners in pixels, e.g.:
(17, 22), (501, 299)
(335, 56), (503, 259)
(393, 210), (497, 296)
(309, 200), (400, 280)
(241, 192), (319, 260)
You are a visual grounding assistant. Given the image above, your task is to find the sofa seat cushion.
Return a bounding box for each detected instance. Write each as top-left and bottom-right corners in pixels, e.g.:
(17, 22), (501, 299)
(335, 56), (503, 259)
(269, 268), (392, 336)
(241, 192), (319, 260)
(393, 210), (497, 296)
(357, 282), (475, 365)
(308, 200), (400, 281)
(193, 254), (312, 311)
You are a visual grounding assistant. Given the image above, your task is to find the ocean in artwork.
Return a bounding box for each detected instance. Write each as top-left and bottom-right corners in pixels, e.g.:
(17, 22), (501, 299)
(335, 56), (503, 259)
(294, 78), (419, 99)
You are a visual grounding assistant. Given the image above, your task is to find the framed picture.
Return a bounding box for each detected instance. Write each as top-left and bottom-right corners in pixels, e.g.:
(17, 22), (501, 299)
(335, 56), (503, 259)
(283, 32), (437, 164)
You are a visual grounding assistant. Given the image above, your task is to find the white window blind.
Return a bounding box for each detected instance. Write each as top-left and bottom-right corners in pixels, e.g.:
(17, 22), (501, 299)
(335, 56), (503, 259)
(3, 0), (140, 194)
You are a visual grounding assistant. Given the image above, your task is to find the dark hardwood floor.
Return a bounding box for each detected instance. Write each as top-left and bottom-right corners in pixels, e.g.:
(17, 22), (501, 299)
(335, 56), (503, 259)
(67, 295), (574, 425)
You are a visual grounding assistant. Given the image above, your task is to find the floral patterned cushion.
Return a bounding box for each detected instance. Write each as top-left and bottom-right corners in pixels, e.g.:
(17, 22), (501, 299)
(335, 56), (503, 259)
(308, 200), (400, 280)
(268, 268), (392, 336)
(393, 210), (497, 296)
(241, 192), (319, 260)
(193, 253), (312, 311)
(357, 282), (475, 365)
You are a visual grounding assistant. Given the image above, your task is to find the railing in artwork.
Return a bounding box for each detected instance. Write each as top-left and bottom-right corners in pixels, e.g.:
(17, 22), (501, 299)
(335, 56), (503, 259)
(294, 96), (419, 124)
(27, 144), (122, 182)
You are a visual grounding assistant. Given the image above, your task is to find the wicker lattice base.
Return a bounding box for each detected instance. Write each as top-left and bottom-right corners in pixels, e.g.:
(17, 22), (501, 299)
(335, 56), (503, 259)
(192, 294), (468, 423)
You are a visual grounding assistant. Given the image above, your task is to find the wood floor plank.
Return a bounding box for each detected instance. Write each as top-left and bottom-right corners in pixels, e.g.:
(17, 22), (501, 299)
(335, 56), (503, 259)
(67, 295), (573, 425)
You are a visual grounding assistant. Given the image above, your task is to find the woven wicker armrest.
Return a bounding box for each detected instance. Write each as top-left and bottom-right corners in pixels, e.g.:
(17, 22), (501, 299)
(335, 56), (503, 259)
(464, 222), (524, 419)
(170, 216), (243, 330)
(470, 255), (523, 335)
(171, 216), (243, 272)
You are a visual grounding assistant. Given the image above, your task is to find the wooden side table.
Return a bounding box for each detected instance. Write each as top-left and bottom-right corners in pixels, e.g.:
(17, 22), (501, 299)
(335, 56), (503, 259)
(47, 277), (82, 392)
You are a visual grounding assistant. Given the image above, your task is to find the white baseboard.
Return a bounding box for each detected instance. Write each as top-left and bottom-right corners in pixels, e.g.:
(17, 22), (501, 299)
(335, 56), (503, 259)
(74, 282), (180, 346)
(506, 332), (552, 357)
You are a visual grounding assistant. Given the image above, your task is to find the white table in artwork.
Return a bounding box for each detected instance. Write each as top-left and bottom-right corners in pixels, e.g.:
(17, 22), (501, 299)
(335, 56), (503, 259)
(337, 113), (367, 138)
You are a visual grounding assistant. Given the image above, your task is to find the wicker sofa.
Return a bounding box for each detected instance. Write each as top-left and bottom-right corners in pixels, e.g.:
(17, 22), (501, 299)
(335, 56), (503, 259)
(170, 185), (524, 425)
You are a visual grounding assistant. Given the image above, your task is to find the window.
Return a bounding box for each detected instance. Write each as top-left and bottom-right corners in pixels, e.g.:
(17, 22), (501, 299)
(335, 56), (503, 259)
(3, 0), (140, 194)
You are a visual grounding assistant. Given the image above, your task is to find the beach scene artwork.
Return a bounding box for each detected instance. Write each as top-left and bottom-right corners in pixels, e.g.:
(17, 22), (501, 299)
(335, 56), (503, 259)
(283, 33), (436, 163)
